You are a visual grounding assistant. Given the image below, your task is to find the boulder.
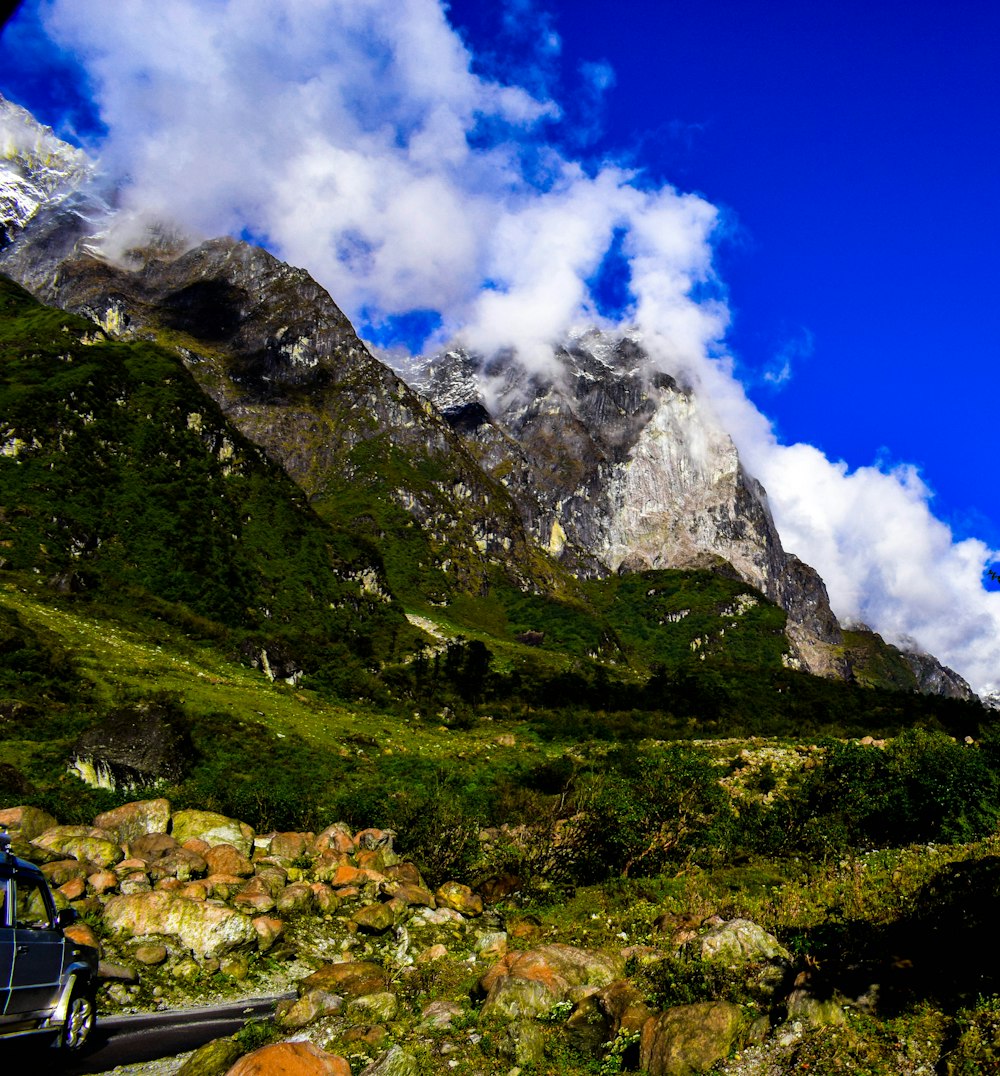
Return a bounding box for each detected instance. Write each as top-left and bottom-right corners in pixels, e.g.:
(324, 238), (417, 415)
(322, 864), (372, 888)
(640, 1001), (747, 1076)
(121, 872), (153, 895)
(205, 874), (247, 901)
(225, 1041), (350, 1076)
(58, 877), (86, 901)
(275, 882), (315, 916)
(299, 960), (387, 998)
(697, 917), (791, 1000)
(204, 843), (255, 878)
(481, 944), (625, 1023)
(134, 944), (169, 966)
(311, 823), (356, 857)
(483, 1019), (546, 1068)
(72, 701), (193, 787)
(355, 827), (394, 852)
(269, 832), (310, 859)
(254, 864), (288, 894)
(698, 918), (790, 966)
(172, 810), (254, 857)
(352, 901), (399, 935)
(103, 891), (257, 958)
(0, 805), (57, 841)
(88, 870), (119, 895)
(41, 859), (92, 886)
(434, 881), (483, 917)
(252, 916), (284, 952)
(151, 848), (209, 882)
(786, 988), (847, 1027)
(481, 977), (555, 1021)
(566, 980), (654, 1056)
(347, 991), (398, 1023)
(391, 884), (435, 908)
(220, 955), (250, 980)
(94, 798), (171, 843)
(63, 921), (102, 958)
(32, 825), (123, 868)
(176, 1037), (244, 1076)
(311, 852), (349, 879)
(276, 989), (345, 1029)
(482, 943), (625, 999)
(233, 877), (276, 914)
(384, 862), (424, 888)
(310, 883), (340, 914)
(130, 833), (179, 860)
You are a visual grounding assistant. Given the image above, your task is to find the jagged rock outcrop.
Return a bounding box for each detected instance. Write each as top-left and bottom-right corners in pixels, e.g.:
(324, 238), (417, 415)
(408, 334), (844, 675)
(899, 645), (975, 701)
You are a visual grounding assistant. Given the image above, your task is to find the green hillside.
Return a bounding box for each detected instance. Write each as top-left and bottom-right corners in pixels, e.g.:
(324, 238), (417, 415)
(0, 275), (417, 683)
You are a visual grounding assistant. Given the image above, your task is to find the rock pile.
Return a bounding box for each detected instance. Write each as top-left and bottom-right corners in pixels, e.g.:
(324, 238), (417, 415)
(0, 798), (841, 1074)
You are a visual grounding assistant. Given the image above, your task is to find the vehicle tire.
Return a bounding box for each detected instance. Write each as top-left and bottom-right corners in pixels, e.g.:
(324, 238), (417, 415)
(54, 982), (96, 1051)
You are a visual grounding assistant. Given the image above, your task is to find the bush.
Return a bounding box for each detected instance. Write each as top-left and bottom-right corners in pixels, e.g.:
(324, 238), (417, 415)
(567, 744), (731, 881)
(792, 730), (1000, 853)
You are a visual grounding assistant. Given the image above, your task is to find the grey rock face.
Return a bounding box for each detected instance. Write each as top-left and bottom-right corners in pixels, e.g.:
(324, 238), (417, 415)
(0, 102), (551, 599)
(899, 646), (975, 701)
(0, 95), (94, 249)
(409, 332), (845, 673)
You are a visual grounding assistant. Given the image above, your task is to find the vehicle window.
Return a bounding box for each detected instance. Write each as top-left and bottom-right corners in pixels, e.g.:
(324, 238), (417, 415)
(13, 877), (53, 930)
(0, 879), (7, 926)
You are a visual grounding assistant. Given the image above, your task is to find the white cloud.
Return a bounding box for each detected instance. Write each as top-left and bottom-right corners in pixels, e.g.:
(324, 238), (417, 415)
(29, 0), (1000, 692)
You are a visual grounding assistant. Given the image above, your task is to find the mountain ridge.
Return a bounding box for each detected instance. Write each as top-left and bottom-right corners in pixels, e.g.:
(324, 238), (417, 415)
(0, 93), (975, 702)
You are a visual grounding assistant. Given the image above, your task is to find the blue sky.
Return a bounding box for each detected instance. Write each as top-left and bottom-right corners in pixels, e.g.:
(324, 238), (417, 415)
(448, 0), (1000, 549)
(2, 0), (999, 688)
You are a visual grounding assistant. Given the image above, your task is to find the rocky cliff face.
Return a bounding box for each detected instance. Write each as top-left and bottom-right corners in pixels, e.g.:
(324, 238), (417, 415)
(406, 332), (844, 674)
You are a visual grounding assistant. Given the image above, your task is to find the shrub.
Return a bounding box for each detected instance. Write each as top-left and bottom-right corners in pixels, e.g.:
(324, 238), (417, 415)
(567, 744), (731, 881)
(797, 731), (1000, 852)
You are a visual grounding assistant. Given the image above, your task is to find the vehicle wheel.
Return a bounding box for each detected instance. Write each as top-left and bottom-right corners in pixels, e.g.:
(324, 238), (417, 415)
(54, 984), (96, 1051)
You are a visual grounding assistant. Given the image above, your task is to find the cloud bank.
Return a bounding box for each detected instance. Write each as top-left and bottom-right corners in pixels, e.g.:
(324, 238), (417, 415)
(24, 0), (1000, 691)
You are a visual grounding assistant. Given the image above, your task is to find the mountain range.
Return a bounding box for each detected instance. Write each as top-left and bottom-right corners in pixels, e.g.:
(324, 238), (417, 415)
(0, 93), (977, 715)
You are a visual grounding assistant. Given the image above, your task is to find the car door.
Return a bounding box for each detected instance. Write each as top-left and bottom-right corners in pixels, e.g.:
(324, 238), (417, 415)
(0, 876), (13, 1017)
(6, 873), (64, 1019)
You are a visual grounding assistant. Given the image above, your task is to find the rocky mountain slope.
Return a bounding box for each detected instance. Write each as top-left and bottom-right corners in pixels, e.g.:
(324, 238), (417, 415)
(406, 336), (847, 677)
(0, 93), (973, 698)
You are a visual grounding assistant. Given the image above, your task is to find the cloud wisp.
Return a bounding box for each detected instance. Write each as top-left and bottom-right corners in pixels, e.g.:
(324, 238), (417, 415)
(19, 0), (1000, 691)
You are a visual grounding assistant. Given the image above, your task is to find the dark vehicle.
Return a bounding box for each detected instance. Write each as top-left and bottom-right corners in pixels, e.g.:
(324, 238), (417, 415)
(0, 828), (98, 1050)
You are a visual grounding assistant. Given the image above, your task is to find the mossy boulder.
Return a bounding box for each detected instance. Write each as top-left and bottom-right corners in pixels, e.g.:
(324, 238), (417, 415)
(640, 1001), (747, 1076)
(32, 826), (123, 868)
(171, 810), (254, 857)
(0, 804), (57, 841)
(299, 960), (387, 998)
(94, 798), (171, 843)
(176, 1037), (244, 1076)
(102, 890), (257, 957)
